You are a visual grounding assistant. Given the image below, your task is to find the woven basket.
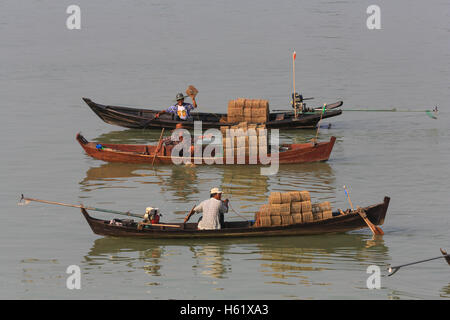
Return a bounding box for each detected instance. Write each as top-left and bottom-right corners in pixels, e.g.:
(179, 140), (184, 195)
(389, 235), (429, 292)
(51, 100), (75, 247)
(281, 215), (294, 225)
(300, 191), (311, 202)
(269, 204), (282, 216)
(302, 211), (314, 223)
(292, 214), (302, 224)
(312, 211), (323, 221)
(260, 204), (270, 217)
(301, 201), (312, 213)
(280, 192), (292, 204)
(319, 201), (332, 211)
(260, 216), (272, 227)
(280, 203), (291, 216)
(312, 204), (321, 214)
(288, 191), (302, 202)
(271, 216), (282, 226)
(290, 201), (302, 214)
(269, 192), (282, 204)
(322, 210), (333, 220)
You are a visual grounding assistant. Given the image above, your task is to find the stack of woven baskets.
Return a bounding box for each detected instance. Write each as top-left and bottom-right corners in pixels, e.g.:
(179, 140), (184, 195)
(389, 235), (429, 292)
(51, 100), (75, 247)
(220, 122), (267, 157)
(253, 191), (333, 227)
(227, 98), (270, 124)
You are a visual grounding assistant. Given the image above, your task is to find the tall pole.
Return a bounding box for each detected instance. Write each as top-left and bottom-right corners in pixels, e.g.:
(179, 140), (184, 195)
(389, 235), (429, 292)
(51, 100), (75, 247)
(293, 50), (297, 118)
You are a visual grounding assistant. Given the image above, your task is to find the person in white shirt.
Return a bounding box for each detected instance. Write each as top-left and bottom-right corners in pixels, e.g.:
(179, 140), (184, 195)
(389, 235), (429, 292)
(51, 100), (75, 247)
(193, 188), (229, 230)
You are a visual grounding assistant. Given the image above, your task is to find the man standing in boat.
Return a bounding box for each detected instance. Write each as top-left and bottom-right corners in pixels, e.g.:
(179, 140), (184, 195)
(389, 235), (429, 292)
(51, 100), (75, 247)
(155, 93), (197, 121)
(189, 188), (229, 230)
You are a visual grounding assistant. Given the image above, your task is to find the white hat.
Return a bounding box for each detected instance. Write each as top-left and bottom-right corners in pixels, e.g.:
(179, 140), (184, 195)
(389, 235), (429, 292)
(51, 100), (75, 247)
(210, 187), (223, 194)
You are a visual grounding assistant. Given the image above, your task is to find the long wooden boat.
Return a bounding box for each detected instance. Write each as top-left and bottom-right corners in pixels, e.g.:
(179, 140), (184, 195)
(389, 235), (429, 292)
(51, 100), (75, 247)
(76, 133), (336, 165)
(80, 196), (390, 239)
(82, 98), (343, 130)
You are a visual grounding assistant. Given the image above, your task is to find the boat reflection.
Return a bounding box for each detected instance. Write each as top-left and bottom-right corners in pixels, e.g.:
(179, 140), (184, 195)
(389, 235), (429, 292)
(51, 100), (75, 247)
(79, 160), (336, 219)
(440, 283), (450, 298)
(84, 233), (389, 284)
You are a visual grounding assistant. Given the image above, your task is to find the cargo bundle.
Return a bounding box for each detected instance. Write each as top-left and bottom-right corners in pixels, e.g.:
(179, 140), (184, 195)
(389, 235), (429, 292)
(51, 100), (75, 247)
(227, 98), (270, 124)
(253, 191), (334, 227)
(220, 122), (267, 157)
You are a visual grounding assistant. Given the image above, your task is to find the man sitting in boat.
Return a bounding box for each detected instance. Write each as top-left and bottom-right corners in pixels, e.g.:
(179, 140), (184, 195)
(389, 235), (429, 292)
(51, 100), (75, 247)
(155, 93), (197, 121)
(193, 188), (229, 230)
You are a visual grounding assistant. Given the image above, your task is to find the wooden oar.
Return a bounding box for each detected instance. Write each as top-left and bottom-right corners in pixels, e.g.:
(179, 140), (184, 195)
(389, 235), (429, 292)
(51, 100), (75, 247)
(183, 205), (196, 224)
(312, 104), (326, 144)
(341, 107), (438, 119)
(388, 248), (450, 276)
(152, 128), (165, 166)
(19, 195), (144, 219)
(19, 195), (181, 228)
(342, 186), (384, 235)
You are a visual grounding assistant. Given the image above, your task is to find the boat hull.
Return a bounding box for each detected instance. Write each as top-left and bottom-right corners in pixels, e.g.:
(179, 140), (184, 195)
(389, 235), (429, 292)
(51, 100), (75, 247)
(76, 133), (336, 165)
(80, 197), (390, 239)
(82, 98), (343, 130)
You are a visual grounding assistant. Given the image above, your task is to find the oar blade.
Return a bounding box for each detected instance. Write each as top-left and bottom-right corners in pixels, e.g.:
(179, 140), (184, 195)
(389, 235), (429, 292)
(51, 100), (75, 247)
(440, 248), (450, 266)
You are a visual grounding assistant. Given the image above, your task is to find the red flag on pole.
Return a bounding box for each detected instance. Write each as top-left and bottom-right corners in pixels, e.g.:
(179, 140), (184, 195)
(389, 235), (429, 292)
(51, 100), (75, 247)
(293, 51), (296, 60)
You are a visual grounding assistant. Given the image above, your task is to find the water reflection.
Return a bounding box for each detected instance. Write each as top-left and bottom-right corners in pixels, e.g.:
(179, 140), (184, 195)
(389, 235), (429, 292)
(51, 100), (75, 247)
(440, 283), (450, 298)
(190, 245), (230, 279)
(256, 234), (389, 286)
(84, 234), (389, 286)
(80, 161), (335, 200)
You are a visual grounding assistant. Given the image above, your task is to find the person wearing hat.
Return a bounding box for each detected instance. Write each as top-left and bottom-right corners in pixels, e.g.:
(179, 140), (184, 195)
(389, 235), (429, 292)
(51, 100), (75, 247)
(155, 93), (197, 121)
(191, 188), (229, 230)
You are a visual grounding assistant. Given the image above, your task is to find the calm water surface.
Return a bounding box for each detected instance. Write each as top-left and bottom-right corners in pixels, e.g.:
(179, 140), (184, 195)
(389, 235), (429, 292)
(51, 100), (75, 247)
(0, 0), (449, 299)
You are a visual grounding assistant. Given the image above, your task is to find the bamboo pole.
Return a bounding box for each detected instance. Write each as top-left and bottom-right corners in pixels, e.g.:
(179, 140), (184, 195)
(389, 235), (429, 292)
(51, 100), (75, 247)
(293, 50), (297, 118)
(152, 128), (165, 166)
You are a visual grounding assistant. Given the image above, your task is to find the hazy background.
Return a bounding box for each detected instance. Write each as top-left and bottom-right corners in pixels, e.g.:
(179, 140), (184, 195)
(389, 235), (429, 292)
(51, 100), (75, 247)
(0, 0), (449, 299)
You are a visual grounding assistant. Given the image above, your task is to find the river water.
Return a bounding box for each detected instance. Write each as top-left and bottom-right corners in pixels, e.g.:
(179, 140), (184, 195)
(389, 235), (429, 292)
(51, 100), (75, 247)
(1, 0), (449, 299)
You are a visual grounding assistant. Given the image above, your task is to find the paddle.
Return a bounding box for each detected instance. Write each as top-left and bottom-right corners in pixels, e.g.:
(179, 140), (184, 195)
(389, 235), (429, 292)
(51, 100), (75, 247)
(152, 128), (165, 166)
(388, 248), (450, 276)
(311, 104), (326, 145)
(18, 195), (180, 228)
(342, 186), (384, 235)
(341, 106), (438, 119)
(183, 205), (197, 224)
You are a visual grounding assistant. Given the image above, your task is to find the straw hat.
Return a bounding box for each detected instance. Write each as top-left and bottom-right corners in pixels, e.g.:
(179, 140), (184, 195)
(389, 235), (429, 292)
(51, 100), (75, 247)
(210, 188), (223, 194)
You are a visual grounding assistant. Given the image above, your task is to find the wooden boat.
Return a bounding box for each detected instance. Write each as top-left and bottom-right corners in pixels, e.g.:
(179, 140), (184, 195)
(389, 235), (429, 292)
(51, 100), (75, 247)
(76, 133), (336, 165)
(80, 197), (390, 239)
(82, 97), (343, 130)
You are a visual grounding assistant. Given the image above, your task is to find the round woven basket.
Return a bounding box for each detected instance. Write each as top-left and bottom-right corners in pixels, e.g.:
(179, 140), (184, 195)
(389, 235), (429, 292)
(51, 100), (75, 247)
(292, 214), (302, 224)
(288, 191), (302, 202)
(281, 215), (294, 225)
(319, 201), (331, 211)
(260, 216), (272, 227)
(312, 211), (323, 221)
(260, 204), (270, 217)
(322, 210), (333, 220)
(300, 191), (311, 202)
(280, 192), (292, 203)
(271, 216), (282, 226)
(269, 204), (282, 216)
(269, 192), (282, 204)
(280, 203), (291, 216)
(301, 201), (312, 213)
(290, 201), (302, 214)
(302, 211), (313, 223)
